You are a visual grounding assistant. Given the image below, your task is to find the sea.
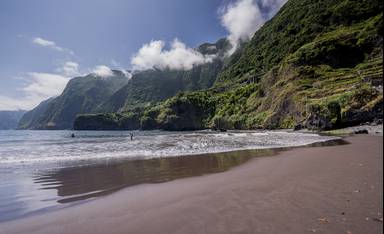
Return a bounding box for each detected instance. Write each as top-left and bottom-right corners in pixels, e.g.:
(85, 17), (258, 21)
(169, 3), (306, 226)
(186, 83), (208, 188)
(0, 130), (341, 222)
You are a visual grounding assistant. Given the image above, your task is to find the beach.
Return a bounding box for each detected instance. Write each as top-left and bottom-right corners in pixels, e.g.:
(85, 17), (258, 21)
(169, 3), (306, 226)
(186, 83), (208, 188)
(1, 135), (382, 234)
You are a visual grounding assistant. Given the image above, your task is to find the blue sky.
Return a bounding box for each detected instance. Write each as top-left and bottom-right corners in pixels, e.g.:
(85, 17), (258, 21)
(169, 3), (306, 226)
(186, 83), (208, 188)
(0, 0), (286, 110)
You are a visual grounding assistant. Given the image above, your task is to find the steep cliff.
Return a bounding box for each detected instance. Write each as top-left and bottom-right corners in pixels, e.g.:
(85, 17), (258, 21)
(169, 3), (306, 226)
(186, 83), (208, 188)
(19, 71), (129, 129)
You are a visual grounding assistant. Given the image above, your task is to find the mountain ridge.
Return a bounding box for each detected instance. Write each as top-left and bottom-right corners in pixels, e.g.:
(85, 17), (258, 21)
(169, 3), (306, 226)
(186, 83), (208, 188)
(20, 38), (231, 129)
(19, 0), (383, 131)
(74, 0), (383, 131)
(18, 71), (129, 129)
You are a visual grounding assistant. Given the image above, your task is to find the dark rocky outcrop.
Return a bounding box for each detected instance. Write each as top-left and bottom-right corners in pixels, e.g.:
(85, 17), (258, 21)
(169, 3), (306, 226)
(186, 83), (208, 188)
(74, 112), (140, 131)
(354, 129), (369, 134)
(341, 98), (383, 127)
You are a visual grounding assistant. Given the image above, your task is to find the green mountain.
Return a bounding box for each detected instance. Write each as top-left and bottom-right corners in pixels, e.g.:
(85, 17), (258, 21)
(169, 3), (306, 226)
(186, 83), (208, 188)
(21, 39), (231, 130)
(0, 110), (26, 130)
(19, 71), (129, 129)
(99, 61), (223, 112)
(99, 38), (231, 112)
(18, 98), (54, 129)
(75, 0), (383, 131)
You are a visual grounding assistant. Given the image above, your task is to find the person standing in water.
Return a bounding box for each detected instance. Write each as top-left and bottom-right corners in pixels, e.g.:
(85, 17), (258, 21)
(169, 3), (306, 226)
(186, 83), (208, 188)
(130, 133), (134, 140)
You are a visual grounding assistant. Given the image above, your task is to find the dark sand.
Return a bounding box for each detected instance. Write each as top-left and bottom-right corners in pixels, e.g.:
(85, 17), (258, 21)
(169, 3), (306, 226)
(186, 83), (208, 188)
(1, 135), (382, 234)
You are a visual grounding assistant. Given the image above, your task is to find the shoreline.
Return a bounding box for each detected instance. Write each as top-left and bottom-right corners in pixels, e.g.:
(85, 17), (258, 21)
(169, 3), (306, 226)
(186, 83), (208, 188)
(1, 135), (382, 234)
(0, 130), (344, 223)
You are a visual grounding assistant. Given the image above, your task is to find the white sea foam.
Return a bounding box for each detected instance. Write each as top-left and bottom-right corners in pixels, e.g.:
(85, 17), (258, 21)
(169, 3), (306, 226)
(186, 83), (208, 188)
(0, 130), (339, 168)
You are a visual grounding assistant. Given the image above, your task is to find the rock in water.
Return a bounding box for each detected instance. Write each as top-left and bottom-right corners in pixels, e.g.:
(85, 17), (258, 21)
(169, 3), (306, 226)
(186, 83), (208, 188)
(354, 129), (369, 134)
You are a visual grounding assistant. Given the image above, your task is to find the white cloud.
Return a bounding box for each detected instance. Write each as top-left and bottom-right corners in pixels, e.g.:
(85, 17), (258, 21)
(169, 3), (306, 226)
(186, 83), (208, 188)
(221, 0), (263, 53)
(56, 61), (80, 77)
(0, 95), (42, 111)
(121, 70), (132, 79)
(129, 0), (287, 69)
(0, 62), (125, 110)
(32, 37), (74, 55)
(0, 72), (70, 111)
(33, 37), (57, 47)
(221, 0), (287, 54)
(0, 60), (81, 110)
(110, 60), (132, 78)
(92, 65), (114, 78)
(131, 39), (215, 70)
(22, 73), (69, 98)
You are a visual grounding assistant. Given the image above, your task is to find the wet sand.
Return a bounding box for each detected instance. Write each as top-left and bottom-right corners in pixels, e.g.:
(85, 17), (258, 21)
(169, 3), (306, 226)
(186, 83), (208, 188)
(1, 135), (382, 234)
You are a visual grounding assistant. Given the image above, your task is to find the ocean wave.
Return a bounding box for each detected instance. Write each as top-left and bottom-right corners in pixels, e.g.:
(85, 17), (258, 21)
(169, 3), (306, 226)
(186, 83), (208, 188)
(0, 130), (339, 167)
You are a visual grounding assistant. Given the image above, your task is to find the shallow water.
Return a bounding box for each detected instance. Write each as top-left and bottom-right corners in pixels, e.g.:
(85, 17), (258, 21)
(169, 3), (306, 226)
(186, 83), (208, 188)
(0, 130), (341, 221)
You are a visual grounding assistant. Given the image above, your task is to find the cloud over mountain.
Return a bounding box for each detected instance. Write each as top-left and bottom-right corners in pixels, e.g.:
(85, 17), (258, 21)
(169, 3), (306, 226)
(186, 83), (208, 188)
(130, 0), (287, 70)
(131, 39), (215, 70)
(0, 60), (80, 110)
(56, 62), (80, 77)
(220, 0), (287, 53)
(91, 65), (114, 78)
(22, 72), (69, 98)
(0, 72), (69, 111)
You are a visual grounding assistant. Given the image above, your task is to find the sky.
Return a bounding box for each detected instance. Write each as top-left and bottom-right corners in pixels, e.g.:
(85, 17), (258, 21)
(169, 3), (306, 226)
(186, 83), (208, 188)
(0, 0), (286, 110)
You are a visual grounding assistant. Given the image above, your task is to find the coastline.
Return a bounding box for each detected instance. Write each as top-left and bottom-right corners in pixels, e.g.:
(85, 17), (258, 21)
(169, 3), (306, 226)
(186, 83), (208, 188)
(0, 130), (343, 222)
(1, 135), (382, 234)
